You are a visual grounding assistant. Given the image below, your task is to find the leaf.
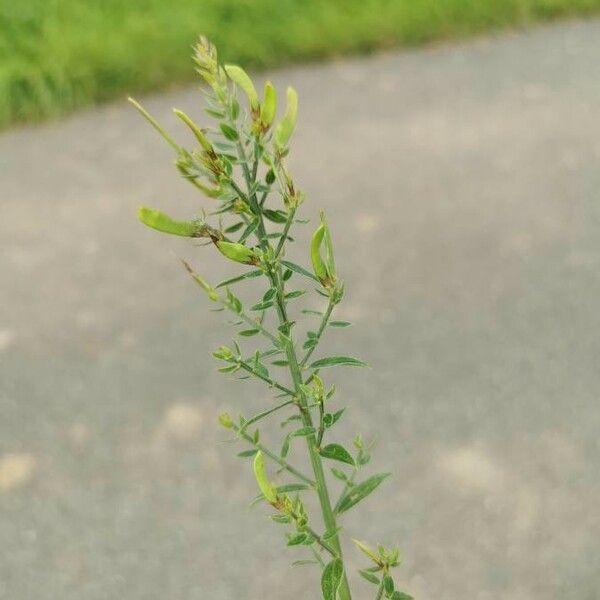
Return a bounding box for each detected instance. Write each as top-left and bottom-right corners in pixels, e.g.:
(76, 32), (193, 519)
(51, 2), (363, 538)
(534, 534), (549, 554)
(353, 540), (380, 563)
(238, 329), (259, 337)
(321, 558), (343, 600)
(329, 321), (352, 328)
(224, 221), (244, 233)
(320, 444), (355, 466)
(216, 269), (262, 288)
(359, 569), (380, 585)
(292, 426), (316, 438)
(391, 594), (414, 600)
(337, 473), (391, 514)
(219, 123), (239, 140)
(287, 532), (308, 546)
(285, 290), (306, 299)
(251, 300), (274, 311)
(281, 260), (319, 282)
(277, 483), (310, 493)
(309, 356), (367, 370)
(237, 449), (258, 458)
(263, 209), (289, 224)
(383, 575), (395, 596)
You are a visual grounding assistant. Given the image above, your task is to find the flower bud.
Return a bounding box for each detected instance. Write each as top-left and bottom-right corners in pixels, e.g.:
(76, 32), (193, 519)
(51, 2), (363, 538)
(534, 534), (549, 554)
(275, 87), (298, 149)
(218, 412), (233, 429)
(138, 207), (201, 237)
(260, 81), (277, 128)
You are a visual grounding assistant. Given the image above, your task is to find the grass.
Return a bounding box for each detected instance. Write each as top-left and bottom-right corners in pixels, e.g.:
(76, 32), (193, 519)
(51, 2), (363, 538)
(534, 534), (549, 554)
(1, 0), (599, 129)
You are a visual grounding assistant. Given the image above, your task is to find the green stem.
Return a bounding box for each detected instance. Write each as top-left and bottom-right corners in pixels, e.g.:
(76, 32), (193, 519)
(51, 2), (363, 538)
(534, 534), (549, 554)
(236, 359), (295, 397)
(375, 580), (385, 600)
(300, 297), (336, 368)
(237, 129), (352, 600)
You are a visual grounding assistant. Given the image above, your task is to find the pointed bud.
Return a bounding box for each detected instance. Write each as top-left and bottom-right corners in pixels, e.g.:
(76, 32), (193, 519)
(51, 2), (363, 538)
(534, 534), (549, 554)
(260, 81), (277, 128)
(218, 412), (233, 429)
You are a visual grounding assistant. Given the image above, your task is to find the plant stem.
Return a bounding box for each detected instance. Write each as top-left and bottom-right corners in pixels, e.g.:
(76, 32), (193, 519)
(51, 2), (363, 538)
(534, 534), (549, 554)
(300, 296), (336, 368)
(374, 580), (385, 600)
(237, 131), (352, 600)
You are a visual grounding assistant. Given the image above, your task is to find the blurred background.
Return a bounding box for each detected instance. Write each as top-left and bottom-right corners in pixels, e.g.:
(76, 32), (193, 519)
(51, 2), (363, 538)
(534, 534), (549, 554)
(2, 2), (600, 599)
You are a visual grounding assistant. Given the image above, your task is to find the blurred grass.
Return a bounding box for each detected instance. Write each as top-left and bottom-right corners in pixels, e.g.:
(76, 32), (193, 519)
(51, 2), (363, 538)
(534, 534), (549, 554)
(1, 0), (599, 129)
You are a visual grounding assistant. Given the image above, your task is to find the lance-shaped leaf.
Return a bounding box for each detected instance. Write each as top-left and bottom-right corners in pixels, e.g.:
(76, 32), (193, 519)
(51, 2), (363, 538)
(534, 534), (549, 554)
(138, 207), (201, 237)
(224, 64), (259, 110)
(275, 86), (298, 148)
(392, 593), (414, 600)
(309, 356), (367, 370)
(320, 443), (355, 466)
(252, 451), (278, 504)
(321, 558), (343, 600)
(337, 473), (391, 514)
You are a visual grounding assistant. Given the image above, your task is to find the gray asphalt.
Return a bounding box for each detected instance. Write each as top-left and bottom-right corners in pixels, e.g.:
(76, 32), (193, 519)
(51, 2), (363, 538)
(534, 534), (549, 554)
(2, 19), (600, 600)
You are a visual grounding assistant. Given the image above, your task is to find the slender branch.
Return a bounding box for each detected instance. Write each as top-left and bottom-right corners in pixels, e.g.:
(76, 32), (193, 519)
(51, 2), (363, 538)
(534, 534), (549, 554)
(300, 297), (336, 368)
(236, 359), (296, 397)
(333, 467), (357, 514)
(275, 206), (297, 258)
(222, 298), (280, 345)
(231, 423), (315, 487)
(239, 399), (296, 436)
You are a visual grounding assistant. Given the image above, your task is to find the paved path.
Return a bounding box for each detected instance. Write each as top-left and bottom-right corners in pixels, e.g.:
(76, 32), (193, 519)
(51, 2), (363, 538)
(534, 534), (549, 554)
(1, 19), (600, 600)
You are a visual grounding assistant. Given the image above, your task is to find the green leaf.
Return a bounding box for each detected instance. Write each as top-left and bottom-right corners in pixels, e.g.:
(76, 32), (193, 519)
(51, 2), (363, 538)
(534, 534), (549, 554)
(391, 594), (414, 600)
(238, 329), (259, 337)
(359, 569), (380, 585)
(287, 532), (308, 546)
(329, 321), (352, 328)
(320, 444), (355, 466)
(237, 449), (258, 458)
(277, 483), (310, 493)
(292, 426), (316, 438)
(219, 123), (239, 141)
(251, 300), (274, 311)
(331, 468), (349, 482)
(321, 558), (343, 600)
(337, 473), (391, 514)
(216, 269), (262, 289)
(383, 575), (395, 596)
(281, 260), (319, 282)
(310, 356), (367, 370)
(285, 290), (306, 299)
(225, 221), (244, 233)
(263, 209), (288, 224)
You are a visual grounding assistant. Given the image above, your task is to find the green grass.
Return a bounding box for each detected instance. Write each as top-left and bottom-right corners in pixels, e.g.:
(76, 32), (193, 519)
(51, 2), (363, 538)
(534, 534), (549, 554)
(1, 0), (599, 129)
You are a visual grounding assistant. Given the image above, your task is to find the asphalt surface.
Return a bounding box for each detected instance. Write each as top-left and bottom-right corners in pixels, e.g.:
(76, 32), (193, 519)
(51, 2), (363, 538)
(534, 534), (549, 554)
(1, 19), (600, 600)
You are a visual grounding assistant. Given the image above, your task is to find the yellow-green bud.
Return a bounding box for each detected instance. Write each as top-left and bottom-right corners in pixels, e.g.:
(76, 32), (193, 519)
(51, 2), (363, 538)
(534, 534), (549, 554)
(253, 451), (278, 504)
(218, 412), (233, 429)
(224, 64), (259, 111)
(275, 87), (298, 149)
(138, 207), (201, 237)
(216, 240), (259, 265)
(260, 81), (277, 128)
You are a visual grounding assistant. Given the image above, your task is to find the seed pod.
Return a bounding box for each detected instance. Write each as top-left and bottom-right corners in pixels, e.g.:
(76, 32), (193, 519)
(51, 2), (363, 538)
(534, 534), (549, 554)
(216, 240), (259, 265)
(253, 451), (278, 504)
(173, 109), (213, 152)
(138, 207), (200, 237)
(275, 87), (298, 149)
(260, 81), (277, 128)
(224, 64), (259, 111)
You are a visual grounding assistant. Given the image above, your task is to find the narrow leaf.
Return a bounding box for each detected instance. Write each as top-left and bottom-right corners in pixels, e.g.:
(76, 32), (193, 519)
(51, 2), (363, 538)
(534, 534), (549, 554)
(337, 473), (391, 514)
(281, 260), (319, 282)
(309, 356), (367, 370)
